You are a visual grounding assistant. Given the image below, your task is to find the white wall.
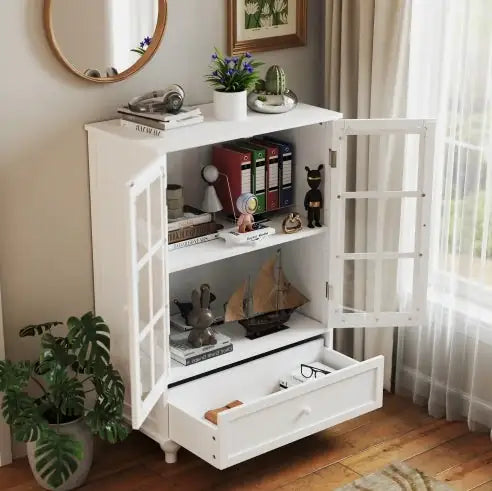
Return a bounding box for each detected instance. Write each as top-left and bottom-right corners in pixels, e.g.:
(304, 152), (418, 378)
(0, 0), (323, 364)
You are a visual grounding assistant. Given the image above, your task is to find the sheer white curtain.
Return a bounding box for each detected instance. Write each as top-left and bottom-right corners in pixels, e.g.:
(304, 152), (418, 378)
(397, 0), (492, 430)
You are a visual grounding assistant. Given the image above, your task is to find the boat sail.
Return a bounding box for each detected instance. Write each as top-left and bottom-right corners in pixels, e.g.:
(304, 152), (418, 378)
(224, 250), (308, 338)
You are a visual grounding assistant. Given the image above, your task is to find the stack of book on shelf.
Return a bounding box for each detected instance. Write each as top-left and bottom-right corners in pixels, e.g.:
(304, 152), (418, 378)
(168, 206), (223, 251)
(169, 328), (233, 366)
(118, 105), (204, 135)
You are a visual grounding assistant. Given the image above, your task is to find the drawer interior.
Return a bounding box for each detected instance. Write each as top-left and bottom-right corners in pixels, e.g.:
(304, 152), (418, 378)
(168, 338), (358, 421)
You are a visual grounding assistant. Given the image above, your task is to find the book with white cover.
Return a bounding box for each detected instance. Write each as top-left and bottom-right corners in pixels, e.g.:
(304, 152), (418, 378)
(117, 105), (201, 122)
(168, 232), (219, 251)
(218, 224), (276, 245)
(120, 115), (204, 134)
(170, 328), (233, 365)
(279, 362), (336, 389)
(168, 207), (212, 232)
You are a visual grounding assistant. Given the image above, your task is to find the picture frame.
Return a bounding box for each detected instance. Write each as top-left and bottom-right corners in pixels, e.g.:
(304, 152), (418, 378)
(227, 0), (307, 55)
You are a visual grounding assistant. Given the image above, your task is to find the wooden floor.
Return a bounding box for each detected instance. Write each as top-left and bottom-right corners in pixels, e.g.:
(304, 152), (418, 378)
(2, 394), (492, 490)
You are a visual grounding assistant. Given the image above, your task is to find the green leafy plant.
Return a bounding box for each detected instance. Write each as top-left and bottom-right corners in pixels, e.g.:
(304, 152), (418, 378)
(0, 312), (129, 488)
(205, 48), (263, 93)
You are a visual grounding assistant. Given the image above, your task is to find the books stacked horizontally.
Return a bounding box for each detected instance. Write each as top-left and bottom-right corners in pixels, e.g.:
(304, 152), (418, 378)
(118, 105), (203, 136)
(168, 206), (223, 251)
(169, 328), (233, 366)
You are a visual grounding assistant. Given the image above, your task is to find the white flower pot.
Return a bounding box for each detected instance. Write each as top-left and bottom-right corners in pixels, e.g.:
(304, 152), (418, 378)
(213, 90), (247, 121)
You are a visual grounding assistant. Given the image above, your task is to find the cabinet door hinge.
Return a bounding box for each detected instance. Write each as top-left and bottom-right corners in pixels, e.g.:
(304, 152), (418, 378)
(325, 282), (334, 300)
(329, 150), (337, 168)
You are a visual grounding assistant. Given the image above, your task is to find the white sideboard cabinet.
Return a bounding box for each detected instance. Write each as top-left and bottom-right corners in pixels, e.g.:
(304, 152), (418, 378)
(86, 103), (434, 467)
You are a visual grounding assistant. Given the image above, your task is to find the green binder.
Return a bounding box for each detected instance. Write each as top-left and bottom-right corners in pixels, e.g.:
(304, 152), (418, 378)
(225, 141), (267, 214)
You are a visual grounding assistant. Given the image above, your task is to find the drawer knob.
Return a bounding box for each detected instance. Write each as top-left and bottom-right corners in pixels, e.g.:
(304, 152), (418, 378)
(301, 406), (312, 416)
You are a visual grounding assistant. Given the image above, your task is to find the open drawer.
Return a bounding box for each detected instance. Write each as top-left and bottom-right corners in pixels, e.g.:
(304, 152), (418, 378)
(168, 338), (384, 469)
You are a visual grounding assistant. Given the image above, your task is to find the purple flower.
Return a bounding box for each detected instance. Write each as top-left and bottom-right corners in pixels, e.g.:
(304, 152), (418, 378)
(140, 41), (145, 48)
(247, 66), (254, 73)
(211, 53), (218, 60)
(213, 70), (218, 76)
(144, 36), (152, 46)
(245, 52), (252, 58)
(227, 68), (235, 75)
(225, 57), (232, 64)
(232, 56), (239, 63)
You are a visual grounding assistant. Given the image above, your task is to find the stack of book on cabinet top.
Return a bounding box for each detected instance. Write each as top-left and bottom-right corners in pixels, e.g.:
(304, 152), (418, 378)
(118, 105), (203, 135)
(168, 206), (223, 251)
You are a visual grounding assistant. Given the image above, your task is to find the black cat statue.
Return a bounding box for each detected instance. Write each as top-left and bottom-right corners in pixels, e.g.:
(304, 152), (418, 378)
(304, 165), (324, 228)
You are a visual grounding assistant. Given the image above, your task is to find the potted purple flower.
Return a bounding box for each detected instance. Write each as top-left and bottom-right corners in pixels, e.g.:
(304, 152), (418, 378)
(131, 36), (152, 56)
(205, 48), (263, 121)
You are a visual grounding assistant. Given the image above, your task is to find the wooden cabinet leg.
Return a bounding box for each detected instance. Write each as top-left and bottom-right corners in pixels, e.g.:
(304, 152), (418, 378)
(161, 440), (181, 464)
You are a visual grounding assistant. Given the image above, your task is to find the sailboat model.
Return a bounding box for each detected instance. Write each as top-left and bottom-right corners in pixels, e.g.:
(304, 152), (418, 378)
(224, 250), (309, 339)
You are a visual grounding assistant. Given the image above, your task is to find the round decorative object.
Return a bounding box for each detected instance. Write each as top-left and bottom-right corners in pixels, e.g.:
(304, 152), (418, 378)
(43, 0), (167, 83)
(247, 90), (298, 114)
(213, 90), (247, 121)
(201, 164), (219, 184)
(27, 418), (93, 490)
(236, 193), (258, 215)
(282, 212), (303, 234)
(265, 65), (287, 95)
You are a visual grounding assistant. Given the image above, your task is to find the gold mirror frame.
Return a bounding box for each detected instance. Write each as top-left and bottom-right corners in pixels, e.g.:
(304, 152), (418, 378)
(43, 0), (167, 83)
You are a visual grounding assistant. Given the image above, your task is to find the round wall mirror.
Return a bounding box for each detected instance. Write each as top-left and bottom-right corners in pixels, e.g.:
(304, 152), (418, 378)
(44, 0), (167, 83)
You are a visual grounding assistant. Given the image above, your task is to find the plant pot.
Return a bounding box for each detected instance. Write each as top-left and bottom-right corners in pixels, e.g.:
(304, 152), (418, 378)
(27, 418), (94, 490)
(213, 90), (247, 121)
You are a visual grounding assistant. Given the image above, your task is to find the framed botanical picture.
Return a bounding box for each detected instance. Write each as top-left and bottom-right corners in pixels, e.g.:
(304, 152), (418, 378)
(227, 0), (307, 55)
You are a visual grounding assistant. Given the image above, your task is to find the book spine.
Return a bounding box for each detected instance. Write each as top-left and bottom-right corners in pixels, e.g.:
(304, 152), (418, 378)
(167, 213), (211, 232)
(121, 119), (164, 137)
(120, 116), (203, 134)
(118, 107), (201, 122)
(212, 145), (251, 215)
(168, 221), (216, 244)
(168, 232), (219, 251)
(172, 345), (233, 366)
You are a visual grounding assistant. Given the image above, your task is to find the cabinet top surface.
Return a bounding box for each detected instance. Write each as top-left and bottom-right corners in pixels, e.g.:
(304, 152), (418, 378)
(85, 103), (342, 153)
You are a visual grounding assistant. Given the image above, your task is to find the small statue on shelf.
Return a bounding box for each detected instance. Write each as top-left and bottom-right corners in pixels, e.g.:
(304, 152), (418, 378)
(187, 284), (217, 348)
(173, 288), (217, 326)
(236, 193), (258, 233)
(304, 165), (324, 228)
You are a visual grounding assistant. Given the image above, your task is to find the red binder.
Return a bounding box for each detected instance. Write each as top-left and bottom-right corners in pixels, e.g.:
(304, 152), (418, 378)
(212, 145), (252, 215)
(250, 139), (279, 211)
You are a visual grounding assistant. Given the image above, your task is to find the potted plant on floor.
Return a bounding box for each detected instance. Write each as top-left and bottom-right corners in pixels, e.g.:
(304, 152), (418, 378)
(206, 48), (263, 121)
(0, 312), (129, 490)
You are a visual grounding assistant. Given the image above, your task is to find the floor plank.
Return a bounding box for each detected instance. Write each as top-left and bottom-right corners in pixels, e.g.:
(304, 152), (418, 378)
(279, 463), (360, 490)
(341, 420), (470, 475)
(435, 450), (492, 490)
(405, 432), (492, 477)
(1, 395), (491, 491)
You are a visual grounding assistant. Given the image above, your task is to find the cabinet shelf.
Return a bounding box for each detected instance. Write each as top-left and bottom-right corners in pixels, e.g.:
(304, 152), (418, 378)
(169, 311), (325, 385)
(86, 103), (341, 154)
(168, 215), (327, 273)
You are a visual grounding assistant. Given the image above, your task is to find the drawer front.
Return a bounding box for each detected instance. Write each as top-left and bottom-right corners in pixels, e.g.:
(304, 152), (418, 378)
(218, 354), (383, 467)
(169, 345), (384, 470)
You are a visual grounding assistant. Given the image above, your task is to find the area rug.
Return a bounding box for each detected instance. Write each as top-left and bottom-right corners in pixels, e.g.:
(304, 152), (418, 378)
(335, 462), (454, 490)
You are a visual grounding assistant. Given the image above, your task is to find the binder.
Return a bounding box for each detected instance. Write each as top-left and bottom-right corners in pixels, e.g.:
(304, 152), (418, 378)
(225, 142), (266, 214)
(212, 145), (252, 215)
(262, 137), (294, 207)
(250, 139), (280, 211)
